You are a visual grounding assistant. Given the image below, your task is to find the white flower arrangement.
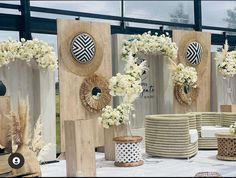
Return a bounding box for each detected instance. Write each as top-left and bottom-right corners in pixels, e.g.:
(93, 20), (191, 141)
(229, 122), (236, 134)
(0, 38), (58, 70)
(98, 104), (133, 129)
(215, 40), (236, 77)
(121, 31), (178, 62)
(109, 73), (142, 97)
(99, 31), (179, 129)
(171, 63), (198, 88)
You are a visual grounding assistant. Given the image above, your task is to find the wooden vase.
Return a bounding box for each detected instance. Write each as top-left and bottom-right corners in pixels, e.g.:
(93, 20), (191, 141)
(104, 124), (128, 161)
(11, 144), (41, 177)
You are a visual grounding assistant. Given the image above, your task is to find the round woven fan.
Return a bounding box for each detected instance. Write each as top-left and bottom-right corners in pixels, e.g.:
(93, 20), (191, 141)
(174, 84), (198, 105)
(80, 74), (111, 113)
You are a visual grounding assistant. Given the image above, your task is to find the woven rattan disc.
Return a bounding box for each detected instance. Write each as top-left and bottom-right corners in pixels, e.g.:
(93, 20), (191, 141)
(174, 84), (198, 105)
(80, 74), (111, 113)
(62, 32), (103, 76)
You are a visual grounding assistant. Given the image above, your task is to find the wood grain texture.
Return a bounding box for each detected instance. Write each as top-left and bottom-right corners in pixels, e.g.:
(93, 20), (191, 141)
(64, 120), (96, 177)
(0, 153), (11, 175)
(0, 97), (11, 150)
(104, 125), (127, 161)
(172, 30), (211, 113)
(0, 60), (56, 161)
(11, 144), (41, 177)
(58, 19), (112, 152)
(220, 105), (236, 112)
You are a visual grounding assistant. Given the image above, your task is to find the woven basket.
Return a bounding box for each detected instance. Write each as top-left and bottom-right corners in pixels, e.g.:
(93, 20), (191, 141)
(113, 136), (144, 167)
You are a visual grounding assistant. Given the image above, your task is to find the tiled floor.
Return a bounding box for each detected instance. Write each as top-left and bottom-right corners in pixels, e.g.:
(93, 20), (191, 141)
(41, 150), (236, 177)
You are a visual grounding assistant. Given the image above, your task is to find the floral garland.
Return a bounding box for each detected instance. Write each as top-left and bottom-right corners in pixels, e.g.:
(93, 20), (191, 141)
(0, 38), (58, 70)
(230, 122), (236, 134)
(98, 31), (197, 129)
(215, 40), (236, 77)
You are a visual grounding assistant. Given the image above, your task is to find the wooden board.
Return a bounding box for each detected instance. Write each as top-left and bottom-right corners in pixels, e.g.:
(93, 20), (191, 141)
(64, 120), (96, 177)
(104, 125), (127, 161)
(0, 96), (11, 150)
(57, 19), (112, 153)
(0, 153), (11, 175)
(172, 30), (211, 113)
(220, 105), (236, 112)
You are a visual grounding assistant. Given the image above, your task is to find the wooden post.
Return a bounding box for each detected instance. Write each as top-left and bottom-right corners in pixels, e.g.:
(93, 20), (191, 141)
(0, 96), (11, 151)
(57, 19), (112, 156)
(64, 119), (96, 177)
(220, 105), (236, 112)
(172, 30), (211, 113)
(104, 125), (127, 161)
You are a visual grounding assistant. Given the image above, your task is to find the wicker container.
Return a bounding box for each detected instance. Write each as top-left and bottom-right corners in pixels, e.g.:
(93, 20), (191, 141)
(113, 136), (144, 167)
(215, 132), (236, 161)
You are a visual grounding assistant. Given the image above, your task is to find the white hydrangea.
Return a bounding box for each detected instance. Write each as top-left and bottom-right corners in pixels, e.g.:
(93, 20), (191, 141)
(172, 63), (198, 88)
(229, 122), (236, 134)
(215, 40), (236, 77)
(109, 73), (142, 97)
(98, 104), (133, 129)
(0, 38), (58, 70)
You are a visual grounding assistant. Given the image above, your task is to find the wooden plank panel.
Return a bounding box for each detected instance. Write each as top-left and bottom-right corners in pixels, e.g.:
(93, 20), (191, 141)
(104, 125), (127, 161)
(220, 105), (236, 112)
(65, 119), (96, 177)
(57, 19), (112, 152)
(172, 30), (211, 113)
(0, 97), (11, 150)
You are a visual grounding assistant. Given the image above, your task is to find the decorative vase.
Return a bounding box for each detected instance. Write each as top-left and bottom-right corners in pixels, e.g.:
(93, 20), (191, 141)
(0, 81), (6, 96)
(11, 144), (41, 177)
(223, 77), (233, 104)
(113, 136), (144, 167)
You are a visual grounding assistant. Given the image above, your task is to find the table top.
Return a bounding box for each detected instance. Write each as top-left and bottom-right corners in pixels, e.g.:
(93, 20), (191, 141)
(215, 132), (236, 138)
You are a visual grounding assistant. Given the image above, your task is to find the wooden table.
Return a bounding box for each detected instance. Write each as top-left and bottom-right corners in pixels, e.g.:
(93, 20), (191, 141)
(215, 132), (236, 161)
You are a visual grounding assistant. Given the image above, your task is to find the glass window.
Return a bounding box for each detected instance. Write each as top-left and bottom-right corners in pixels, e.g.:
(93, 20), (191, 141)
(30, 1), (121, 16)
(0, 1), (20, 14)
(0, 31), (19, 41)
(124, 1), (194, 24)
(202, 1), (236, 29)
(0, 1), (20, 4)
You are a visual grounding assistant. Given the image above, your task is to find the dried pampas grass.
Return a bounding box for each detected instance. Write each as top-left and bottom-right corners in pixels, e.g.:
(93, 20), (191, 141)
(8, 98), (30, 147)
(30, 116), (45, 156)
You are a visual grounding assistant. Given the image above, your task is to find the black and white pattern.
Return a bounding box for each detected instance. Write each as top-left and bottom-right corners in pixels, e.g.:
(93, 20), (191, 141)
(186, 42), (203, 65)
(71, 33), (96, 64)
(115, 142), (142, 163)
